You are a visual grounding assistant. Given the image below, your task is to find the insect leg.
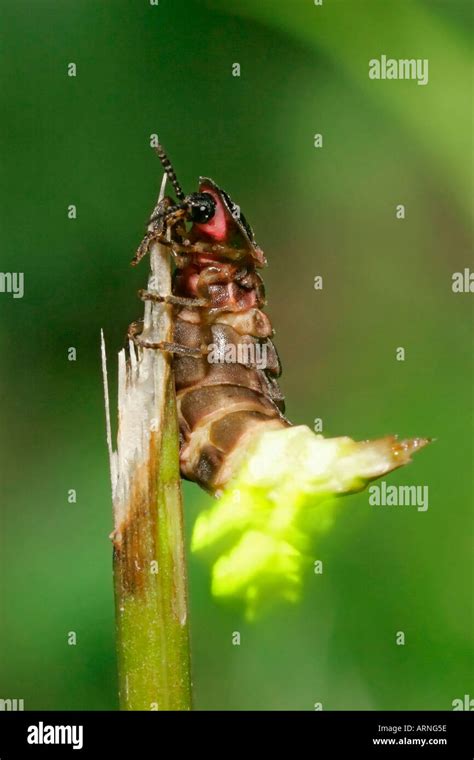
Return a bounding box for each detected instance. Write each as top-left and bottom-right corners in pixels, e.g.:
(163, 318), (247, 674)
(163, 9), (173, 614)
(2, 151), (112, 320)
(131, 233), (153, 266)
(127, 320), (208, 357)
(131, 200), (188, 266)
(148, 204), (187, 229)
(138, 290), (209, 308)
(158, 240), (250, 258)
(134, 336), (207, 357)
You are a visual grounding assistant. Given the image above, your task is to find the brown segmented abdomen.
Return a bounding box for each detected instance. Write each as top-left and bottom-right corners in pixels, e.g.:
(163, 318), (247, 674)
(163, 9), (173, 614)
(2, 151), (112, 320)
(130, 151), (292, 493)
(173, 305), (290, 493)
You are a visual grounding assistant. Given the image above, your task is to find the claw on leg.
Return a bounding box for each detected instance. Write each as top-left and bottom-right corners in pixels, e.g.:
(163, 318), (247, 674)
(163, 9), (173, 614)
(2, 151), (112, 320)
(127, 319), (145, 343)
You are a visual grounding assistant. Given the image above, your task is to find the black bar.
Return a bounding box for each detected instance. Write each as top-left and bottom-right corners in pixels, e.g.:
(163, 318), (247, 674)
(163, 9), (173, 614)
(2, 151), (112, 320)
(0, 710), (471, 757)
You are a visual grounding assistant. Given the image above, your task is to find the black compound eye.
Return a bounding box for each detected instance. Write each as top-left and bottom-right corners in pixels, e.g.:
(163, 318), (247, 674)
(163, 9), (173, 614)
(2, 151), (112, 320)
(187, 192), (216, 224)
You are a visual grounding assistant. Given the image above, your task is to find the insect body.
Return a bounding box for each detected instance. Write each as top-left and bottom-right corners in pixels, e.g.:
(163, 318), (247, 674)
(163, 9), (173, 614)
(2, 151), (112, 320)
(130, 145), (289, 493)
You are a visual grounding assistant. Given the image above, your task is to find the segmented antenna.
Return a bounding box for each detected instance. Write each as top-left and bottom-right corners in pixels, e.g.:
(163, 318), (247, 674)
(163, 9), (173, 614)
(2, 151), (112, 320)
(154, 143), (185, 201)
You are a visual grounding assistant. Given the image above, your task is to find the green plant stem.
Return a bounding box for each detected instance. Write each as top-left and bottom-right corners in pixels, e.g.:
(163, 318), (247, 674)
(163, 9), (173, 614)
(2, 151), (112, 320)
(112, 371), (192, 710)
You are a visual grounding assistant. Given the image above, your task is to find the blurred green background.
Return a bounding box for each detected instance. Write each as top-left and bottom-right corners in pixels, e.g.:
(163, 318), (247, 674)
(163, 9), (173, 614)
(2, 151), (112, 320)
(0, 0), (472, 710)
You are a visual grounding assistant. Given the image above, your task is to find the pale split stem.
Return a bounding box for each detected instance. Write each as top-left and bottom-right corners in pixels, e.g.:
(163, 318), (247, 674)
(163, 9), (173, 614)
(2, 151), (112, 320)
(101, 172), (192, 710)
